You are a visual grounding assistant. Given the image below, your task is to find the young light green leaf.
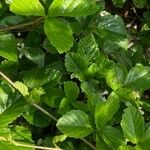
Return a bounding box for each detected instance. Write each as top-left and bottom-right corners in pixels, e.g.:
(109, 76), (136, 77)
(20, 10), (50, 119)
(59, 97), (73, 114)
(121, 105), (144, 144)
(95, 92), (120, 130)
(48, 0), (99, 17)
(124, 64), (150, 91)
(10, 0), (45, 16)
(77, 34), (99, 62)
(65, 52), (88, 81)
(53, 134), (67, 145)
(102, 126), (126, 150)
(28, 87), (45, 103)
(14, 81), (29, 97)
(57, 110), (93, 138)
(0, 33), (18, 61)
(133, 0), (147, 8)
(44, 17), (73, 53)
(64, 81), (79, 102)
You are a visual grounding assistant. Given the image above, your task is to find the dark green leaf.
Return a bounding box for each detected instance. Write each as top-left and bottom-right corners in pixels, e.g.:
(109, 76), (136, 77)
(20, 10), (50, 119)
(133, 0), (147, 8)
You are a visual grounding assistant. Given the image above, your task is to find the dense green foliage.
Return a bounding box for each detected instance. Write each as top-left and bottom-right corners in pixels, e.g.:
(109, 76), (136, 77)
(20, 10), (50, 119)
(0, 0), (150, 149)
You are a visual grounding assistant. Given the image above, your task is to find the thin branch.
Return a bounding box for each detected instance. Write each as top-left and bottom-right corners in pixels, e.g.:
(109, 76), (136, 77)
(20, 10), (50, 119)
(80, 138), (97, 150)
(32, 103), (58, 122)
(13, 141), (61, 150)
(0, 17), (44, 32)
(0, 71), (97, 150)
(0, 71), (57, 122)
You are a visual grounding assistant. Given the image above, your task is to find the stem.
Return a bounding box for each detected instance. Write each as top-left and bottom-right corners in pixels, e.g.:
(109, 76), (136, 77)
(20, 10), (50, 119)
(0, 71), (57, 122)
(0, 17), (44, 32)
(80, 138), (97, 150)
(32, 103), (58, 122)
(0, 71), (96, 150)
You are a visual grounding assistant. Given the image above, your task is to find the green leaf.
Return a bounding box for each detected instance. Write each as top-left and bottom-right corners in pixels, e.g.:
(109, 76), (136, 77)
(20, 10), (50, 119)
(133, 0), (147, 8)
(64, 81), (79, 102)
(0, 87), (8, 114)
(14, 81), (29, 97)
(23, 48), (45, 68)
(59, 97), (73, 114)
(136, 126), (150, 150)
(0, 141), (33, 150)
(96, 133), (111, 150)
(48, 0), (99, 17)
(102, 126), (126, 150)
(77, 34), (99, 62)
(65, 52), (88, 81)
(94, 13), (127, 40)
(103, 39), (132, 68)
(112, 0), (127, 8)
(0, 33), (18, 61)
(118, 145), (136, 150)
(124, 64), (150, 91)
(0, 15), (27, 28)
(23, 67), (61, 88)
(42, 87), (64, 108)
(0, 98), (28, 128)
(57, 110), (93, 138)
(115, 87), (141, 101)
(10, 0), (45, 16)
(28, 87), (45, 103)
(121, 105), (144, 144)
(0, 83), (18, 114)
(0, 60), (17, 77)
(23, 107), (51, 127)
(0, 1), (7, 17)
(106, 65), (127, 90)
(95, 92), (120, 130)
(44, 17), (73, 53)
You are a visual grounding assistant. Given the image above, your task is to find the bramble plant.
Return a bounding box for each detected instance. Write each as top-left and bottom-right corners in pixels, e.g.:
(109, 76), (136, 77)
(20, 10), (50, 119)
(0, 0), (150, 149)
